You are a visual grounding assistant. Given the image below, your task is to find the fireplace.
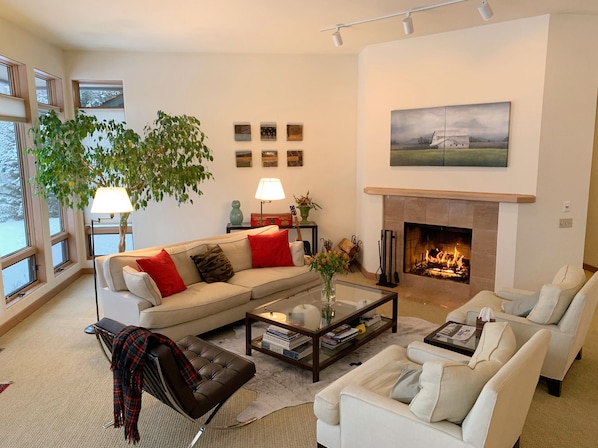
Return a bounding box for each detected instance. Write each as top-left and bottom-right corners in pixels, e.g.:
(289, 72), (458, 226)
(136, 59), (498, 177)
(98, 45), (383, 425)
(404, 223), (472, 284)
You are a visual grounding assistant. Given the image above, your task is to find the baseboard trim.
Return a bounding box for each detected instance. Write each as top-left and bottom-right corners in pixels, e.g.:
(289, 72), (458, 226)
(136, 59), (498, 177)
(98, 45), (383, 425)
(583, 263), (597, 273)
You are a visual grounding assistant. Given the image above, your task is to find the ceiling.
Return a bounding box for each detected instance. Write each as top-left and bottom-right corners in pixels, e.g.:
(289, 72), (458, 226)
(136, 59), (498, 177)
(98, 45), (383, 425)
(1, 0), (597, 55)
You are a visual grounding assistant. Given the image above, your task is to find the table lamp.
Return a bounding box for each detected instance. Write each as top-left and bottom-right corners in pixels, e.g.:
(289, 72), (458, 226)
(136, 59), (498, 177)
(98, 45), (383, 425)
(84, 187), (134, 334)
(255, 178), (285, 226)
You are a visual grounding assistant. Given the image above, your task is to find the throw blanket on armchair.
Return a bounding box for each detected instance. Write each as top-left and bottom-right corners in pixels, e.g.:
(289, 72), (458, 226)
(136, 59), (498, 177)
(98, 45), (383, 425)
(111, 326), (203, 444)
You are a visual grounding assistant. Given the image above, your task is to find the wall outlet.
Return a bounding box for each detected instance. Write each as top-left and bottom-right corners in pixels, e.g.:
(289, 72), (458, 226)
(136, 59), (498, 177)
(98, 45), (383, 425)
(559, 218), (573, 228)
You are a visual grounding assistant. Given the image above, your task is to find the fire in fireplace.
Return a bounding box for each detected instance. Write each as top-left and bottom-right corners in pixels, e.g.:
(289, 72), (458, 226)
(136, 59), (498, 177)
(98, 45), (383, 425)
(403, 222), (472, 283)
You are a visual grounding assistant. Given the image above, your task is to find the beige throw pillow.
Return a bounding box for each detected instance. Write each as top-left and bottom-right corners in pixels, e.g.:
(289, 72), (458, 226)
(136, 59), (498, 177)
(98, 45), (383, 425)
(289, 241), (305, 266)
(122, 265), (162, 306)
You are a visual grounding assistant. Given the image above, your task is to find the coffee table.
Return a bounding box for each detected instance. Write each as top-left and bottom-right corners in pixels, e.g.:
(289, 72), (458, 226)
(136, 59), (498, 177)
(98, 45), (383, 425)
(245, 281), (397, 382)
(423, 321), (478, 356)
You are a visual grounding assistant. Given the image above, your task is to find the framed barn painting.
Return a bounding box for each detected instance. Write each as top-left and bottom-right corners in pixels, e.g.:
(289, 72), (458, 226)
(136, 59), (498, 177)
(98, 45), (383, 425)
(390, 102), (511, 167)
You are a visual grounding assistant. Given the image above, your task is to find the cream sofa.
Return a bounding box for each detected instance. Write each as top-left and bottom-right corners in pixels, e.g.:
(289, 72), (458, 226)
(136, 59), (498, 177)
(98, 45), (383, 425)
(96, 225), (320, 340)
(314, 323), (550, 448)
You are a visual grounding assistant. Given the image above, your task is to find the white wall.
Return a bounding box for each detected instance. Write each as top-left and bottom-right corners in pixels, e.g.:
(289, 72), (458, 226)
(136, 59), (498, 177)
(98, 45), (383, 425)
(355, 15), (598, 289)
(64, 52), (359, 251)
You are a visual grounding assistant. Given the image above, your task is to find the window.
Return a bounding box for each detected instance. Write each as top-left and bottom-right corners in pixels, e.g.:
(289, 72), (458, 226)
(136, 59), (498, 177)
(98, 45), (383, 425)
(73, 80), (132, 257)
(73, 81), (124, 108)
(1, 58), (38, 301)
(35, 70), (70, 272)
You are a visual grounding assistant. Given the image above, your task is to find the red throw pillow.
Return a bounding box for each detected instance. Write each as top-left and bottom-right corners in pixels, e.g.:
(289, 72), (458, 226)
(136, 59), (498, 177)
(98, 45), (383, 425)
(136, 249), (187, 298)
(247, 230), (294, 268)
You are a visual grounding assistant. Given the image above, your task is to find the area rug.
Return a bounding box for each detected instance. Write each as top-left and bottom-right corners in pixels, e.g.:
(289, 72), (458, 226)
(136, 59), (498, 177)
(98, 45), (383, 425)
(210, 316), (438, 421)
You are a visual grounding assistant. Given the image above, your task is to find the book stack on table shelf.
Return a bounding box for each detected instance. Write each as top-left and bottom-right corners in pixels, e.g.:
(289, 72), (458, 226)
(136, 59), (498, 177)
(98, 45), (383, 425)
(261, 325), (313, 360)
(321, 324), (359, 350)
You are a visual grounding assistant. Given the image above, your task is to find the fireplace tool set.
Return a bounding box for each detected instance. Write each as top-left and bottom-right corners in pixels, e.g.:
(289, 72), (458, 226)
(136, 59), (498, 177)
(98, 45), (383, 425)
(377, 229), (399, 287)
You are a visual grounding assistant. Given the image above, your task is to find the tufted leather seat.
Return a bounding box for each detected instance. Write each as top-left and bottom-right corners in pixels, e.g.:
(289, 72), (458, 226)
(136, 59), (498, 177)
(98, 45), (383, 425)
(94, 318), (256, 447)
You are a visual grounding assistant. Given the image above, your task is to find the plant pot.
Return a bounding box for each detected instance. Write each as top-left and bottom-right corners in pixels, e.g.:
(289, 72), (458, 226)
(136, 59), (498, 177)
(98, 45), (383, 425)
(298, 205), (311, 224)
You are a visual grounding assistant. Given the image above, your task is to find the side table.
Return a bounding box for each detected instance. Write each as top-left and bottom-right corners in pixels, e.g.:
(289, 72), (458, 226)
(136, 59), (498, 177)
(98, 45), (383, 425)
(423, 321), (478, 356)
(227, 221), (318, 253)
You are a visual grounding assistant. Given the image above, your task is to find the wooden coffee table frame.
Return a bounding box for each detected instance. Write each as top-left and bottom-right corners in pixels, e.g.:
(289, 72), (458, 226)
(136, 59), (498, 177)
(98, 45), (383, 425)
(245, 282), (397, 382)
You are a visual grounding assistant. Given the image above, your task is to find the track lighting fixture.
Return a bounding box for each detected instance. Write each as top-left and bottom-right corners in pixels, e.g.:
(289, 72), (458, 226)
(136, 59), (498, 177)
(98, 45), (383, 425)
(402, 14), (414, 35)
(332, 28), (343, 47)
(478, 0), (493, 21)
(322, 0), (494, 46)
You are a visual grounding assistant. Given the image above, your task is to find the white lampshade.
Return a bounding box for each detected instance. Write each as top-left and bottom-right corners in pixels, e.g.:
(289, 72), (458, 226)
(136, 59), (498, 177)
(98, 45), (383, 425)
(91, 187), (134, 214)
(255, 178), (285, 201)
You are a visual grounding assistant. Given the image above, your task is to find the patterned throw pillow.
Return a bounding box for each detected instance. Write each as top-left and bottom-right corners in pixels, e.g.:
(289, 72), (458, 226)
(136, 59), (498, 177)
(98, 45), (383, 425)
(190, 245), (235, 283)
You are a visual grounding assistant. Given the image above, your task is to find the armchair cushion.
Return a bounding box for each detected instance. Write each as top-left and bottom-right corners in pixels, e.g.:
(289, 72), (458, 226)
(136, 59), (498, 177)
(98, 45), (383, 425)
(527, 266), (586, 324)
(501, 292), (538, 316)
(409, 322), (516, 424)
(389, 367), (422, 404)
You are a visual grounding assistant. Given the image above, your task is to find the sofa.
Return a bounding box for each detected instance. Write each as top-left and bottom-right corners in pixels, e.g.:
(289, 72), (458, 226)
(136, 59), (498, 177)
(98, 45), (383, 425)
(446, 264), (598, 396)
(96, 225), (321, 340)
(314, 322), (550, 448)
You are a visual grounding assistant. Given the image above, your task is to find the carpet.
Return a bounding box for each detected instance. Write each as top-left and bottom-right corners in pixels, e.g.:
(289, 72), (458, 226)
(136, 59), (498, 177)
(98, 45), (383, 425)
(209, 316), (438, 421)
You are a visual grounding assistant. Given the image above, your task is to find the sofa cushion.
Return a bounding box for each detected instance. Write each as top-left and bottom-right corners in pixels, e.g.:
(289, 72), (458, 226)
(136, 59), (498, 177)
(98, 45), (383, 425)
(527, 265), (586, 324)
(166, 243), (207, 286)
(137, 249), (187, 298)
(190, 245), (235, 283)
(289, 241), (305, 266)
(409, 322), (516, 424)
(247, 230), (294, 268)
(122, 265), (162, 306)
(228, 266), (319, 299)
(218, 238), (253, 272)
(138, 282), (252, 329)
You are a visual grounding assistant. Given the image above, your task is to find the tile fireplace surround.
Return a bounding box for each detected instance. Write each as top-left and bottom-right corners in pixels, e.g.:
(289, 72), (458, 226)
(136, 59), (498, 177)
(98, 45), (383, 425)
(365, 188), (536, 300)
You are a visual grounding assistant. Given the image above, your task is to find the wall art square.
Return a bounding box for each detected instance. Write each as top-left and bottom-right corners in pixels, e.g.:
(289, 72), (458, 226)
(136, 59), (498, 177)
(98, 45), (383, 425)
(261, 150), (278, 167)
(235, 150), (252, 167)
(390, 102), (511, 167)
(260, 122), (277, 141)
(234, 123), (251, 141)
(287, 150), (303, 167)
(287, 123), (303, 141)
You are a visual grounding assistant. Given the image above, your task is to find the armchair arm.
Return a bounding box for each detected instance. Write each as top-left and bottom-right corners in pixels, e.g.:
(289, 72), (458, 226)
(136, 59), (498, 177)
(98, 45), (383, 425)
(495, 288), (538, 302)
(339, 385), (465, 448)
(407, 341), (470, 365)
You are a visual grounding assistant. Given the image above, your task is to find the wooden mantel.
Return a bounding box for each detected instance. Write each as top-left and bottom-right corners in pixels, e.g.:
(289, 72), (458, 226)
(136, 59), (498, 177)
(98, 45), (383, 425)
(364, 187), (536, 203)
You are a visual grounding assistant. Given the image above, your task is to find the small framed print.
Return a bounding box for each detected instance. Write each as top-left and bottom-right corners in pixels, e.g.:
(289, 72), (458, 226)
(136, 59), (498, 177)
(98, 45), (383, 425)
(287, 150), (303, 167)
(234, 123), (251, 141)
(235, 150), (252, 168)
(287, 123), (303, 141)
(260, 122), (277, 141)
(261, 150), (278, 167)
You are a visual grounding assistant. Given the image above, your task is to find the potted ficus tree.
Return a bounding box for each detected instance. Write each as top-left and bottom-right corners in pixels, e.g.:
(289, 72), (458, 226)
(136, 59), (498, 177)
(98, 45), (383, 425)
(28, 109), (214, 252)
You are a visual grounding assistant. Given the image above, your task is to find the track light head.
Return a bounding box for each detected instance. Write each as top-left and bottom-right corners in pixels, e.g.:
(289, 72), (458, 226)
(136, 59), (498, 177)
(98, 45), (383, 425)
(332, 28), (343, 47)
(402, 14), (414, 35)
(478, 0), (493, 21)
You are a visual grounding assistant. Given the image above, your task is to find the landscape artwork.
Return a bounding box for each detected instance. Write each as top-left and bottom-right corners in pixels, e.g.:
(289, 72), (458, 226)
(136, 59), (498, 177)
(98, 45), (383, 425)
(390, 102), (511, 167)
(234, 123), (251, 141)
(261, 150), (278, 167)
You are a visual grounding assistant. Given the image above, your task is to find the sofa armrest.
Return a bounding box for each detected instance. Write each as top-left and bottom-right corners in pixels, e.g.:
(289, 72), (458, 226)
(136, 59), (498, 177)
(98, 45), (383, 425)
(100, 287), (153, 326)
(338, 385), (464, 447)
(495, 287), (538, 302)
(407, 341), (471, 365)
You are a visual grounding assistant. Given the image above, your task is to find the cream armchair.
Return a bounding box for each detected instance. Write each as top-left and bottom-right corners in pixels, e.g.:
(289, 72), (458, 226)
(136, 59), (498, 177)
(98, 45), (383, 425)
(314, 325), (550, 448)
(447, 265), (598, 396)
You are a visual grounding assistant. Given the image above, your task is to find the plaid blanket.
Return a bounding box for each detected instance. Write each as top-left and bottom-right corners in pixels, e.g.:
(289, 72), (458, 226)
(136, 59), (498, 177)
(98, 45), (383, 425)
(111, 326), (203, 444)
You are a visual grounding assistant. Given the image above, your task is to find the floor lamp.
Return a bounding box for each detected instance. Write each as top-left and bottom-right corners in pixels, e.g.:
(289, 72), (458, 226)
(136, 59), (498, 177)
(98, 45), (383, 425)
(254, 178), (285, 226)
(84, 187), (134, 334)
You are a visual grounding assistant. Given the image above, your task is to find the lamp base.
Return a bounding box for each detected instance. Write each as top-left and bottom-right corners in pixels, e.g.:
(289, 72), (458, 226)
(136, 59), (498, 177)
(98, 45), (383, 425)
(84, 324), (96, 335)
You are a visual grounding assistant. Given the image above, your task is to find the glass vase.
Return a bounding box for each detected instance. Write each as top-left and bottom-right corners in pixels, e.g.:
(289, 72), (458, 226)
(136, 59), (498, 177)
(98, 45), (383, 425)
(320, 272), (337, 305)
